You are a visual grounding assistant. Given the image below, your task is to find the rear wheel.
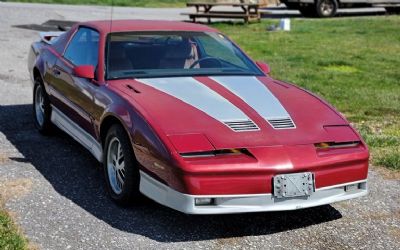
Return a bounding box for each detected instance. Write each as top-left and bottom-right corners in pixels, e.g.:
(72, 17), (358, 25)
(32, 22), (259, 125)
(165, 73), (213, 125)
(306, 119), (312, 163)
(299, 0), (338, 18)
(316, 0), (338, 17)
(33, 78), (53, 135)
(103, 124), (141, 206)
(385, 7), (400, 14)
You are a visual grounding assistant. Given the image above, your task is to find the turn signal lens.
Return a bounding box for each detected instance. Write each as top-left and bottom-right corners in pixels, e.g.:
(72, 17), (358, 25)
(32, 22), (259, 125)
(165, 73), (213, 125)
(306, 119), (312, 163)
(316, 142), (330, 149)
(180, 148), (246, 158)
(315, 141), (360, 149)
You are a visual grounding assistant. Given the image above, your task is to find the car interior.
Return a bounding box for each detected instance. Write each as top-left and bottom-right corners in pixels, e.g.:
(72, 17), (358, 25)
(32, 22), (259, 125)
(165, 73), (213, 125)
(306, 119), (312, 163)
(108, 38), (201, 71)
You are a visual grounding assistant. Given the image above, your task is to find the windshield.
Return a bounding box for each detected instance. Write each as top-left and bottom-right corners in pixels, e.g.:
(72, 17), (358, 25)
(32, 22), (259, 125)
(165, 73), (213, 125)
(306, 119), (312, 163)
(106, 31), (263, 79)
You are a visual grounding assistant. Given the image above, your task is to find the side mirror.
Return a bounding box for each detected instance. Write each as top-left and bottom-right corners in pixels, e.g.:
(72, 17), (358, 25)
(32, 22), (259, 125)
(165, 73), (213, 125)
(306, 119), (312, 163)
(73, 65), (95, 79)
(256, 61), (270, 74)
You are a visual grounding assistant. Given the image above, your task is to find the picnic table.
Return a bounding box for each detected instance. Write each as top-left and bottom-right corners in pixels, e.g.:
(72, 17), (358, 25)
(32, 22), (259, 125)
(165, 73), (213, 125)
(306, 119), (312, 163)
(182, 1), (271, 23)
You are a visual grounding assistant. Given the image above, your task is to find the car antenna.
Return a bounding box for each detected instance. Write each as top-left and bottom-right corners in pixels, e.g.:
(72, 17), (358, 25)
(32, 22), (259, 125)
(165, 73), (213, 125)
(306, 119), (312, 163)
(106, 0), (114, 79)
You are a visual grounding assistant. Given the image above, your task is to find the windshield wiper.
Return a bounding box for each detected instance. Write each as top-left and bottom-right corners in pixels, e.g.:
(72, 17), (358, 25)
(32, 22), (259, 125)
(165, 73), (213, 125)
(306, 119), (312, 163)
(123, 70), (148, 75)
(221, 68), (253, 74)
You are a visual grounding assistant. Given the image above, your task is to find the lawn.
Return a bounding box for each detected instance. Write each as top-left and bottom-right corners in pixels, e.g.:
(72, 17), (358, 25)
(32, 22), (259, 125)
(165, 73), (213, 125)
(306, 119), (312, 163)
(5, 0), (186, 8)
(212, 16), (400, 170)
(0, 207), (27, 250)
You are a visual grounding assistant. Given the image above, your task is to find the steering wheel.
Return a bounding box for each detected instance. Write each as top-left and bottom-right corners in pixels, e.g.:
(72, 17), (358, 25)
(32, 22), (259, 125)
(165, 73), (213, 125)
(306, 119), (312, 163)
(189, 57), (223, 69)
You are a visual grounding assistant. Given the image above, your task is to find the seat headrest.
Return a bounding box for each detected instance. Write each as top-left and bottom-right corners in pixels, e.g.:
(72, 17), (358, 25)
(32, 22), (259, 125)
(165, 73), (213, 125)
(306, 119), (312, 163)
(110, 44), (127, 60)
(163, 40), (192, 59)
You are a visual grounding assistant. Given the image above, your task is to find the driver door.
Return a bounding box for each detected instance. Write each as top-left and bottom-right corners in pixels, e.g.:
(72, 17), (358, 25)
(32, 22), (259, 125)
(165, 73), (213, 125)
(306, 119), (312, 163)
(49, 27), (99, 138)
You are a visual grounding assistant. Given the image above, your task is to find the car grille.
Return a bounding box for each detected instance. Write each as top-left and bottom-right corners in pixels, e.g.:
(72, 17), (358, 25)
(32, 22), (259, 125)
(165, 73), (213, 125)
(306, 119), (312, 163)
(267, 118), (296, 129)
(224, 120), (259, 132)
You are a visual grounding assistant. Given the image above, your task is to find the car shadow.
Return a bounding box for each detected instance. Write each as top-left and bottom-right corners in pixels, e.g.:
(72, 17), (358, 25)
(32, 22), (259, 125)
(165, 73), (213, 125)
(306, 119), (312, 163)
(0, 104), (343, 242)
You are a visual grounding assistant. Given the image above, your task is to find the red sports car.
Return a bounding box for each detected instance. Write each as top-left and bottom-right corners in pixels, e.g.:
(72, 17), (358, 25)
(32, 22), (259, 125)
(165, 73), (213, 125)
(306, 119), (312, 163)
(28, 20), (368, 214)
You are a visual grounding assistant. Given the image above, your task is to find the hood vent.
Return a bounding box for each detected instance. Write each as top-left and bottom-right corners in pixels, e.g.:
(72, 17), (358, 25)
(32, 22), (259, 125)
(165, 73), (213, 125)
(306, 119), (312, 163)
(267, 118), (296, 129)
(224, 120), (259, 132)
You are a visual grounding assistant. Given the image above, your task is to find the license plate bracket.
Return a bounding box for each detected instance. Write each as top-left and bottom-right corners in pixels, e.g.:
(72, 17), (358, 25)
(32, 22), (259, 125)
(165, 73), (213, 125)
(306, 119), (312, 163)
(273, 172), (314, 198)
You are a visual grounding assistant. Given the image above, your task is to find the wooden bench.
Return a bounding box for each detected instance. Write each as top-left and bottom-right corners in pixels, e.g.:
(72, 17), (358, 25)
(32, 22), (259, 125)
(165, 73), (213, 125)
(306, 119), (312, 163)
(182, 1), (269, 23)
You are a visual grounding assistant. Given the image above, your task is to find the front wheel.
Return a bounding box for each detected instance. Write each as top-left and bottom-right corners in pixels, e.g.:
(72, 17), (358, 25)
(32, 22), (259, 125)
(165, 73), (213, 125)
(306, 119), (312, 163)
(33, 79), (53, 135)
(103, 124), (141, 206)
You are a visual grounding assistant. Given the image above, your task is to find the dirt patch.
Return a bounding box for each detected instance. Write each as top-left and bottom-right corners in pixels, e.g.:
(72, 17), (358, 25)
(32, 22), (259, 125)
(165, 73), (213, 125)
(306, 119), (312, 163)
(214, 237), (242, 249)
(0, 152), (10, 164)
(334, 201), (351, 209)
(389, 226), (400, 241)
(0, 178), (34, 202)
(27, 242), (40, 250)
(367, 211), (400, 220)
(372, 165), (400, 180)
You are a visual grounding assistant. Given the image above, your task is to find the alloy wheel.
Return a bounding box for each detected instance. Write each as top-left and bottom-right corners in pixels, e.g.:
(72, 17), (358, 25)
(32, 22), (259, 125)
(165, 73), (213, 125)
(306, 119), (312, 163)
(319, 0), (335, 16)
(107, 137), (126, 194)
(34, 85), (45, 127)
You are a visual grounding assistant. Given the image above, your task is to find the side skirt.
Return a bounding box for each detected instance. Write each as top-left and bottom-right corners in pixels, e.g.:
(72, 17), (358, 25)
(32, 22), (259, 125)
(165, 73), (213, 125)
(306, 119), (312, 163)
(50, 105), (103, 161)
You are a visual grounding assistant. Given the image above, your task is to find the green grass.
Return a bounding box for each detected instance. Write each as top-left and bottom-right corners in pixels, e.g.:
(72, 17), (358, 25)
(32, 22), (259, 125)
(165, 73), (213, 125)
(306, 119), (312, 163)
(5, 0), (186, 8)
(211, 16), (400, 170)
(0, 207), (27, 250)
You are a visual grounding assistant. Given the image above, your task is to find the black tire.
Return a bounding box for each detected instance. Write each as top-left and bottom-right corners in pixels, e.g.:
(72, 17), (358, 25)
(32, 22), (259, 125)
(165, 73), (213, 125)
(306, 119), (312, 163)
(33, 78), (53, 135)
(285, 2), (300, 10)
(385, 7), (400, 14)
(299, 6), (317, 17)
(316, 0), (338, 17)
(103, 124), (141, 206)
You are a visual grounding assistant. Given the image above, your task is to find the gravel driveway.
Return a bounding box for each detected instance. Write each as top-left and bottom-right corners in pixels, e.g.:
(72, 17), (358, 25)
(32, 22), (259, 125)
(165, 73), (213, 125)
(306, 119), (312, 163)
(0, 2), (399, 250)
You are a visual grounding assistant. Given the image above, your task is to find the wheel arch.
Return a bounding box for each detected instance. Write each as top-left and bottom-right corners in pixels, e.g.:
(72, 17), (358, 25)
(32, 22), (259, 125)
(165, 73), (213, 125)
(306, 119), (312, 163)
(33, 67), (42, 82)
(315, 0), (340, 4)
(100, 114), (132, 148)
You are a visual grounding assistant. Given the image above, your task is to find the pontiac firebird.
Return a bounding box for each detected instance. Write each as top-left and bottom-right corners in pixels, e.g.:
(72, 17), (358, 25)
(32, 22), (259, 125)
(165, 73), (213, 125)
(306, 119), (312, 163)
(28, 20), (369, 214)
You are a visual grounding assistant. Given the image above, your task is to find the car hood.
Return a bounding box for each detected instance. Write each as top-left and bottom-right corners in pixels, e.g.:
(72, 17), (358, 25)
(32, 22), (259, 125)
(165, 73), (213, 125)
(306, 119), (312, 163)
(108, 76), (357, 150)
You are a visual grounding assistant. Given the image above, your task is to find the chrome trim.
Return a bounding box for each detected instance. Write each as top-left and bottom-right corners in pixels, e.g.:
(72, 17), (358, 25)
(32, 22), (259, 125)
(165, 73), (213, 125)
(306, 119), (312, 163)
(51, 105), (102, 161)
(224, 120), (259, 132)
(139, 171), (368, 214)
(211, 76), (296, 129)
(137, 77), (257, 131)
(267, 118), (295, 129)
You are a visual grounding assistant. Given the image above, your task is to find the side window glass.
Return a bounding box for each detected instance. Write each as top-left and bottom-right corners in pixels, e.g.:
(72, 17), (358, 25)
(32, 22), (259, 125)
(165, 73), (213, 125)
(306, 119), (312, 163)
(64, 27), (99, 67)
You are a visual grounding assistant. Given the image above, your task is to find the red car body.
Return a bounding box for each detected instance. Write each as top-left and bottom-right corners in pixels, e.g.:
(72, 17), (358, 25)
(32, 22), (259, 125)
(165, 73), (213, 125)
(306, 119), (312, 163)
(28, 20), (369, 214)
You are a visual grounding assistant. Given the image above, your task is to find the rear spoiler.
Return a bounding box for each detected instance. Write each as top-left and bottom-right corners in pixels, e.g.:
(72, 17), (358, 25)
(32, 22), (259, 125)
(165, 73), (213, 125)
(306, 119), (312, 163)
(39, 31), (64, 44)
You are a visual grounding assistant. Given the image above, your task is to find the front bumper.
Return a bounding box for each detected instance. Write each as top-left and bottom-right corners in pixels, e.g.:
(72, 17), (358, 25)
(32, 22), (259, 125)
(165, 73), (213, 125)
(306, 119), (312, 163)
(139, 171), (367, 214)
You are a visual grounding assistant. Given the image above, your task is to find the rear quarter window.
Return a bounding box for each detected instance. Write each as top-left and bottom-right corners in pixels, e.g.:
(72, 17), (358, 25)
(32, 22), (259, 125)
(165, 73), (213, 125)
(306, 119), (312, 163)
(64, 27), (99, 67)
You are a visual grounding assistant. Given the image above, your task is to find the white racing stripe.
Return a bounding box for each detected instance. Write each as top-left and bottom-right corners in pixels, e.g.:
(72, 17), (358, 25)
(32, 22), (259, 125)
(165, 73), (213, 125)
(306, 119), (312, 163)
(211, 76), (295, 129)
(137, 77), (252, 124)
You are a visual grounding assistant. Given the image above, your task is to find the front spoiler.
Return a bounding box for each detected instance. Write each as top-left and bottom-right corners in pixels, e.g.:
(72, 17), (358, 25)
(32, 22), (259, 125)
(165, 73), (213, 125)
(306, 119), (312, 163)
(139, 171), (367, 215)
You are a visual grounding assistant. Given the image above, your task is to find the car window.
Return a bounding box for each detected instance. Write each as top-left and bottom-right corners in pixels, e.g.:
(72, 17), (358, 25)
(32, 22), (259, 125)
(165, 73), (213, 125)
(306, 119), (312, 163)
(106, 31), (262, 79)
(64, 27), (99, 67)
(196, 33), (247, 69)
